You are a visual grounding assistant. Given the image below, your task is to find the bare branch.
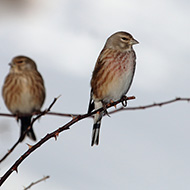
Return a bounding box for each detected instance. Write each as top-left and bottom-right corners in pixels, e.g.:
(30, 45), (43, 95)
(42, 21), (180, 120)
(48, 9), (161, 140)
(0, 96), (135, 186)
(23, 175), (50, 190)
(46, 112), (79, 118)
(0, 96), (189, 186)
(0, 97), (189, 119)
(0, 96), (60, 163)
(0, 113), (14, 117)
(109, 97), (190, 114)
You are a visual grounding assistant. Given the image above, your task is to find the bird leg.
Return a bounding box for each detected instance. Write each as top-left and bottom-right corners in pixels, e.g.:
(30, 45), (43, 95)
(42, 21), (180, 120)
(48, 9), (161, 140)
(101, 101), (110, 117)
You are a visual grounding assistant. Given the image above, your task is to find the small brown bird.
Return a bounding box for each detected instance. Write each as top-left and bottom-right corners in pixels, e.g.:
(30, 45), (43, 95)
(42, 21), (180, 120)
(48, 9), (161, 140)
(2, 56), (46, 142)
(88, 31), (139, 146)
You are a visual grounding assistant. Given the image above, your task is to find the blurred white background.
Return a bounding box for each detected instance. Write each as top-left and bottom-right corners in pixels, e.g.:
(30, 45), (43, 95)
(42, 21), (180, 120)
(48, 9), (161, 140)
(0, 0), (190, 189)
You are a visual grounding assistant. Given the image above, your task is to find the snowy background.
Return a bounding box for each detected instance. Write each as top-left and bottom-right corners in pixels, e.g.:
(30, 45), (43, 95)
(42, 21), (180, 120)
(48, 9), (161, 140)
(0, 0), (190, 189)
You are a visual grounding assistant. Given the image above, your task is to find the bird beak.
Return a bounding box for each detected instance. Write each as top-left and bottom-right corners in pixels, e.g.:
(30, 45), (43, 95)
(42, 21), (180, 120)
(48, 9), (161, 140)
(9, 62), (13, 67)
(130, 38), (139, 45)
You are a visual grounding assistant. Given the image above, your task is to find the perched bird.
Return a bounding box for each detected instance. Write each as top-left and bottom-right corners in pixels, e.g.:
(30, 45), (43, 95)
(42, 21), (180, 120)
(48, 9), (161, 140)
(2, 56), (46, 142)
(88, 31), (139, 146)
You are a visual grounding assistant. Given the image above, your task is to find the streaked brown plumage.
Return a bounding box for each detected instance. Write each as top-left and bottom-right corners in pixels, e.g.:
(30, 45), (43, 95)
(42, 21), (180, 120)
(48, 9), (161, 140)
(2, 56), (45, 142)
(88, 31), (139, 146)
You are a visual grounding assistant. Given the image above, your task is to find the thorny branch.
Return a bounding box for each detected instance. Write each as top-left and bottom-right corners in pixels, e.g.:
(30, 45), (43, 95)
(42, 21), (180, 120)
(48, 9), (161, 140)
(108, 97), (190, 114)
(23, 175), (50, 190)
(0, 96), (135, 186)
(0, 97), (189, 119)
(0, 97), (190, 163)
(0, 96), (189, 187)
(0, 96), (60, 163)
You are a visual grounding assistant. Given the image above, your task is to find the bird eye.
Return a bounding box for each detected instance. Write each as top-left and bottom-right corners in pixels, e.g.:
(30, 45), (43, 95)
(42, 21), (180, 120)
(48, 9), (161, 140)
(121, 37), (128, 41)
(17, 60), (24, 64)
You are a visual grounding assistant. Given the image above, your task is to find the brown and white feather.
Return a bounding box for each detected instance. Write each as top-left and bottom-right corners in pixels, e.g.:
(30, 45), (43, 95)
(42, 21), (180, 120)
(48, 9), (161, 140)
(88, 31), (139, 146)
(2, 56), (46, 141)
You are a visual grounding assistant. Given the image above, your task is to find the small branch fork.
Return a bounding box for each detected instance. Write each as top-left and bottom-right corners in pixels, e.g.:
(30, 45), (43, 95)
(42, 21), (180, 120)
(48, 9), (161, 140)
(23, 175), (50, 190)
(0, 96), (189, 187)
(0, 96), (135, 186)
(0, 97), (189, 119)
(109, 97), (190, 114)
(0, 96), (60, 163)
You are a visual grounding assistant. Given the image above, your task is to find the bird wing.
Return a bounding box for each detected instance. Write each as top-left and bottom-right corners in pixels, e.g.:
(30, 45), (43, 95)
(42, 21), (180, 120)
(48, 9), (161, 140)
(87, 49), (107, 114)
(87, 89), (94, 113)
(88, 48), (116, 113)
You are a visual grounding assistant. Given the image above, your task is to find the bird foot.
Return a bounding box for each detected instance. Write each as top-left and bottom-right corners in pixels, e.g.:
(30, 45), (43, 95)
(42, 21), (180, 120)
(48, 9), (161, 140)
(121, 95), (128, 107)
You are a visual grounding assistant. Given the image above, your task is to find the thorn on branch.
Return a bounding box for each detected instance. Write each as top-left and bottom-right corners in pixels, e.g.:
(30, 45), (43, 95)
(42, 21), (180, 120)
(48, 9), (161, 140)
(26, 144), (33, 149)
(71, 115), (76, 119)
(54, 132), (59, 141)
(12, 167), (18, 173)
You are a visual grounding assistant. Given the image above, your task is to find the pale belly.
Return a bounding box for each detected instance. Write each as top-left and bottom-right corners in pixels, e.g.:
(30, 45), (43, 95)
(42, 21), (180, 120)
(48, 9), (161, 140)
(103, 64), (135, 102)
(101, 52), (135, 102)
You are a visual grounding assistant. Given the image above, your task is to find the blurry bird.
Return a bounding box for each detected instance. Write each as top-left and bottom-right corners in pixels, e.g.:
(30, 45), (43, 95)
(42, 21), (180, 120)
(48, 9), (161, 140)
(88, 31), (139, 146)
(2, 56), (46, 142)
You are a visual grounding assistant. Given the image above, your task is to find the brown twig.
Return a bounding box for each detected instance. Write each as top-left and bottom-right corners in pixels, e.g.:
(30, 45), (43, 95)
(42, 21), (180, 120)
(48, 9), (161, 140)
(0, 113), (14, 117)
(0, 96), (60, 164)
(0, 97), (189, 119)
(23, 175), (50, 190)
(0, 97), (189, 164)
(0, 96), (135, 186)
(108, 97), (190, 114)
(0, 111), (76, 119)
(0, 96), (189, 186)
(46, 112), (79, 118)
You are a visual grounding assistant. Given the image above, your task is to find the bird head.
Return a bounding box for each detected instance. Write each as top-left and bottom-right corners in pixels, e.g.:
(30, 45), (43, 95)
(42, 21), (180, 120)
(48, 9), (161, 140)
(105, 31), (139, 52)
(9, 56), (37, 73)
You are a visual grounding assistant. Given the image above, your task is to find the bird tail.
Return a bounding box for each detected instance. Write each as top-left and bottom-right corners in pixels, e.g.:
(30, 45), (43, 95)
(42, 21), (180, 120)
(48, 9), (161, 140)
(20, 116), (36, 142)
(91, 101), (103, 146)
(91, 121), (101, 146)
